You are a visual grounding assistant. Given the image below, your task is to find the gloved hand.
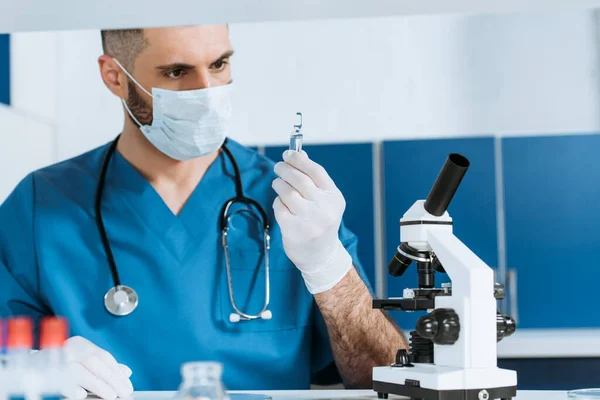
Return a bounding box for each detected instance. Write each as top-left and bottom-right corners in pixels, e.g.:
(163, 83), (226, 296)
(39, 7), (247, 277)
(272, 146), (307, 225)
(34, 336), (134, 400)
(272, 150), (353, 294)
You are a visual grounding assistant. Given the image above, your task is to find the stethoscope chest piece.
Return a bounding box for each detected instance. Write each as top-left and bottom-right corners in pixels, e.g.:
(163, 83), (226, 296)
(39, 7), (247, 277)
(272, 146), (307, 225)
(104, 285), (139, 317)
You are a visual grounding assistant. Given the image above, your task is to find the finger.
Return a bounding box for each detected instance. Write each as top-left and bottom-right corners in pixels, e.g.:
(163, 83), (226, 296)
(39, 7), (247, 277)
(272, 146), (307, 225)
(57, 369), (88, 400)
(67, 337), (129, 380)
(60, 382), (88, 400)
(118, 364), (133, 378)
(78, 355), (133, 398)
(272, 178), (310, 216)
(91, 344), (129, 379)
(273, 161), (318, 201)
(69, 363), (117, 400)
(116, 376), (133, 398)
(282, 150), (336, 191)
(273, 197), (293, 226)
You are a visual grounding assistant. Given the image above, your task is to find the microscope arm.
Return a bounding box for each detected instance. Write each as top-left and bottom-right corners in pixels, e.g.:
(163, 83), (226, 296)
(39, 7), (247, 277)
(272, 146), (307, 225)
(426, 229), (498, 368)
(426, 229), (494, 300)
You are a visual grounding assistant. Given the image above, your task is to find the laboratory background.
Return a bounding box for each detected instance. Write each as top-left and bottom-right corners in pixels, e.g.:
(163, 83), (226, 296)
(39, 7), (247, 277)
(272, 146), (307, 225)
(1, 5), (600, 393)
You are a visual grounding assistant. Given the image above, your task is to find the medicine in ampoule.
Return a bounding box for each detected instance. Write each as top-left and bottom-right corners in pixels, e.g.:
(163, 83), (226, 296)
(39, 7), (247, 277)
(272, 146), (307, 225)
(289, 112), (303, 152)
(289, 133), (303, 152)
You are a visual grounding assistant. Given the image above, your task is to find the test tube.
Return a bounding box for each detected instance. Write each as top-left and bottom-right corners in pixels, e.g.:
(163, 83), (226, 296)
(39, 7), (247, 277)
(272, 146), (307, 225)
(39, 317), (69, 399)
(0, 319), (5, 400)
(6, 317), (33, 400)
(289, 112), (303, 152)
(7, 317), (33, 368)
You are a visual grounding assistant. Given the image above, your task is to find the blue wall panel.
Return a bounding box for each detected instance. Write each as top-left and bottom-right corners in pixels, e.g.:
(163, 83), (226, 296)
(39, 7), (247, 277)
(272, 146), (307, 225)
(503, 134), (600, 328)
(264, 143), (376, 289)
(0, 34), (9, 105)
(499, 358), (600, 390)
(383, 137), (498, 329)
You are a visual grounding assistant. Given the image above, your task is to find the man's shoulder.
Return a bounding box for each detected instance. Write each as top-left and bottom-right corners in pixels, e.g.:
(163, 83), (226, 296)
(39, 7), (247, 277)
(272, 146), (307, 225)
(3, 143), (109, 211)
(35, 143), (108, 185)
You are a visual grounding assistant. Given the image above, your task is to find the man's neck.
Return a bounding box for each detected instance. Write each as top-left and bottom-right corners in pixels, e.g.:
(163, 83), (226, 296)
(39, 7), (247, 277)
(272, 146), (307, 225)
(116, 125), (220, 216)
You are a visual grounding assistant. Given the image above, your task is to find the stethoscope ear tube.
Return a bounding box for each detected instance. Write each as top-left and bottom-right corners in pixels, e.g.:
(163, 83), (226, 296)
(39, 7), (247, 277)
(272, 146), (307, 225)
(220, 197), (270, 233)
(220, 144), (272, 323)
(222, 223), (272, 323)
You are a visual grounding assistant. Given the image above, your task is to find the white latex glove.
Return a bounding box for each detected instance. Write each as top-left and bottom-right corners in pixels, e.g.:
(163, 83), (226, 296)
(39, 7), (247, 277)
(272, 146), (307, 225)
(51, 336), (133, 400)
(272, 150), (353, 294)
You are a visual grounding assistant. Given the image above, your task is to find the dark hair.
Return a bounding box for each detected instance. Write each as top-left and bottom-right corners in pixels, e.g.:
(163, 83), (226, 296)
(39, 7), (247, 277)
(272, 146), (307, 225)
(100, 29), (148, 71)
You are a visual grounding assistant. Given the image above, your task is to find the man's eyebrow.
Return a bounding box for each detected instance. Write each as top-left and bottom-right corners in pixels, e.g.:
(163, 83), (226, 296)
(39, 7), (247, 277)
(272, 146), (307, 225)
(155, 63), (196, 72)
(211, 50), (235, 64)
(155, 51), (234, 71)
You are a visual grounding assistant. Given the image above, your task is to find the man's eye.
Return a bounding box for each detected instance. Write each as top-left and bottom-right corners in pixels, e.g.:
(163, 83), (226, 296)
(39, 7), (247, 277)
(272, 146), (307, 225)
(212, 60), (228, 71)
(167, 69), (185, 79)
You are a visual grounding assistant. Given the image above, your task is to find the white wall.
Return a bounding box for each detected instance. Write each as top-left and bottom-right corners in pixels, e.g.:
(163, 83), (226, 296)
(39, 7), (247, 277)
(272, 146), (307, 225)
(1, 10), (599, 200)
(0, 105), (55, 201)
(455, 11), (600, 136)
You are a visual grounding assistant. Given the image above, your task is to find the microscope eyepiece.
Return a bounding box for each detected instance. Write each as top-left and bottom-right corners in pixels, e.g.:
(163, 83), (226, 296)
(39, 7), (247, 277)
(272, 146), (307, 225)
(424, 153), (470, 217)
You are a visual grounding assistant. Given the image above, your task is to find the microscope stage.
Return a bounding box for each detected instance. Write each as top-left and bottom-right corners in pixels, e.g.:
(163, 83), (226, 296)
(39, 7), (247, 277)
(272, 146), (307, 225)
(373, 364), (517, 400)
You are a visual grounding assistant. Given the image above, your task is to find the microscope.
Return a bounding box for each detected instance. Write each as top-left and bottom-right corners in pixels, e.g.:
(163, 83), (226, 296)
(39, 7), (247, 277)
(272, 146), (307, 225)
(373, 153), (517, 400)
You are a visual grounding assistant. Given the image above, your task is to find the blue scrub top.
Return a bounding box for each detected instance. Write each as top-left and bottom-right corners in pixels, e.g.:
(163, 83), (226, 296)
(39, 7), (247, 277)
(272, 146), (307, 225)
(0, 138), (371, 390)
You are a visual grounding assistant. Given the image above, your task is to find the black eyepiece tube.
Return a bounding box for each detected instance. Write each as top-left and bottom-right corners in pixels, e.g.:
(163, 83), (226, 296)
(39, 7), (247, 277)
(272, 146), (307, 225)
(388, 247), (412, 277)
(424, 153), (470, 217)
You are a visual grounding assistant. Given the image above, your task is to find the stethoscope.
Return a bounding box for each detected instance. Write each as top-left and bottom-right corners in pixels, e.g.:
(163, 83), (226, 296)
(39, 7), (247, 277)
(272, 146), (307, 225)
(97, 135), (273, 322)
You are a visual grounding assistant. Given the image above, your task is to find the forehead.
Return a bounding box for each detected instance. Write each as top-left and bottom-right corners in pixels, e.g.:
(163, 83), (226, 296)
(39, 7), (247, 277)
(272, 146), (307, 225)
(140, 25), (231, 63)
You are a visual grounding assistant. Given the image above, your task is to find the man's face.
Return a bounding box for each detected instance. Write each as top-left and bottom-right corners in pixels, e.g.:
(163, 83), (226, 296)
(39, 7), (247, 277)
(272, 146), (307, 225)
(125, 25), (233, 125)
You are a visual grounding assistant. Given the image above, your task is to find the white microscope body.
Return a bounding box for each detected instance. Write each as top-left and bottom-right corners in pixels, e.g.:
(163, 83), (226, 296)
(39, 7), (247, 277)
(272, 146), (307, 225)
(373, 154), (517, 400)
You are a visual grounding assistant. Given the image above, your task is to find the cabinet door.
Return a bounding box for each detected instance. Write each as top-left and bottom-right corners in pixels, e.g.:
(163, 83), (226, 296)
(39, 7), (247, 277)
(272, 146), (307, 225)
(503, 134), (600, 328)
(383, 137), (498, 330)
(264, 143), (376, 289)
(0, 34), (9, 105)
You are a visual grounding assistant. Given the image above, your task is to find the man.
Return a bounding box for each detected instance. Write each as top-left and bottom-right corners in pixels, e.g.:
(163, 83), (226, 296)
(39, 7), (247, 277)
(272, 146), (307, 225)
(0, 25), (407, 399)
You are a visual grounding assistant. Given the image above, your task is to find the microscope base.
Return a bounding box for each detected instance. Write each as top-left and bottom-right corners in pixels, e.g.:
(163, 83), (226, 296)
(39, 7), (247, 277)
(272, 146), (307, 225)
(373, 365), (517, 400)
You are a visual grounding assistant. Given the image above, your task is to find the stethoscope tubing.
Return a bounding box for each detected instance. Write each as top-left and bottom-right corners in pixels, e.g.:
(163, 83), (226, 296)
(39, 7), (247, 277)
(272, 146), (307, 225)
(96, 136), (272, 320)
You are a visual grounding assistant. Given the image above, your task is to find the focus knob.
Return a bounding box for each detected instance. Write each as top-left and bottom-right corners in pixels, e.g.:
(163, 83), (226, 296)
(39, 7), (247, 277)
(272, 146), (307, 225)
(416, 308), (460, 345)
(392, 349), (413, 368)
(497, 312), (516, 342)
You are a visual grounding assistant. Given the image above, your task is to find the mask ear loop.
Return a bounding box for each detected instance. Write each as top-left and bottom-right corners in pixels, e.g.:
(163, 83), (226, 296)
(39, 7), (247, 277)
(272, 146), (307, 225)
(113, 58), (153, 128)
(113, 58), (153, 98)
(121, 99), (144, 128)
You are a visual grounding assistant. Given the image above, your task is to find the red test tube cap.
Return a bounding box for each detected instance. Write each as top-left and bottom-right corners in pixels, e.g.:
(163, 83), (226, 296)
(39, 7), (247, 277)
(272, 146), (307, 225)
(40, 317), (68, 349)
(7, 317), (34, 349)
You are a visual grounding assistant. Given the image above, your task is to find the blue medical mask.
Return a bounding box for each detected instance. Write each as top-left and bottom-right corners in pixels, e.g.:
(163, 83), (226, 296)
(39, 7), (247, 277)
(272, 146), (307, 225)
(114, 59), (233, 161)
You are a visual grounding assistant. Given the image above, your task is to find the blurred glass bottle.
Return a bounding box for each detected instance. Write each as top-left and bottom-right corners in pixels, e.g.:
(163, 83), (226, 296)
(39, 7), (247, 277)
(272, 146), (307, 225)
(174, 362), (229, 400)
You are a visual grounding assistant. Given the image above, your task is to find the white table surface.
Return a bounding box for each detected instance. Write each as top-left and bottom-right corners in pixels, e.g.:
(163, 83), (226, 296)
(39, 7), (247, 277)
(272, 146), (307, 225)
(129, 390), (568, 400)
